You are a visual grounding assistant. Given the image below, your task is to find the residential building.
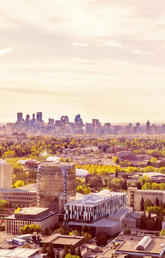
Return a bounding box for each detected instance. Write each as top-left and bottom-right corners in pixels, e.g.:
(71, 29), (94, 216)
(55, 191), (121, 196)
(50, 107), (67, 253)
(37, 162), (76, 212)
(5, 207), (58, 235)
(128, 187), (165, 211)
(0, 160), (12, 189)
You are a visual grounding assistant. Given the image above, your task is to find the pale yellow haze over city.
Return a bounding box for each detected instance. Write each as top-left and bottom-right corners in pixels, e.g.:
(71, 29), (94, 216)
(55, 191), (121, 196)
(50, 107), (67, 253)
(0, 0), (165, 123)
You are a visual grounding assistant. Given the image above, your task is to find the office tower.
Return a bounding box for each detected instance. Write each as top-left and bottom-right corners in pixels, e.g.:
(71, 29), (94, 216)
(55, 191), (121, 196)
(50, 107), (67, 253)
(24, 114), (30, 126)
(146, 120), (151, 134)
(25, 114), (30, 121)
(48, 118), (54, 126)
(17, 112), (23, 123)
(0, 160), (12, 189)
(37, 162), (76, 212)
(61, 116), (69, 125)
(92, 119), (101, 134)
(36, 112), (43, 122)
(74, 114), (83, 126)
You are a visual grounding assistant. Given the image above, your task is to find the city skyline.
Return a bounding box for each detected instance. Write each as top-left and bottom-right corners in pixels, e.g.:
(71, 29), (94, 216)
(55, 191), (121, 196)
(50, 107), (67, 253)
(1, 0), (165, 122)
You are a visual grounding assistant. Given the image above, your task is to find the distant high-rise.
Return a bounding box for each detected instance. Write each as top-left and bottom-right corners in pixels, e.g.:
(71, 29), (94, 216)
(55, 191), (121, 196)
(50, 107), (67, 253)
(26, 114), (30, 121)
(32, 113), (35, 120)
(75, 114), (83, 125)
(48, 118), (54, 126)
(146, 120), (151, 134)
(37, 162), (76, 212)
(17, 112), (23, 123)
(61, 116), (69, 125)
(37, 112), (43, 122)
(92, 119), (100, 128)
(0, 160), (12, 189)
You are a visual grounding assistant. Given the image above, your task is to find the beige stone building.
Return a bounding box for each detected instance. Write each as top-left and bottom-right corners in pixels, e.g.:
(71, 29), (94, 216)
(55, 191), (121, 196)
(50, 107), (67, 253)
(128, 187), (165, 211)
(37, 162), (76, 212)
(5, 207), (58, 235)
(0, 160), (12, 189)
(0, 187), (37, 208)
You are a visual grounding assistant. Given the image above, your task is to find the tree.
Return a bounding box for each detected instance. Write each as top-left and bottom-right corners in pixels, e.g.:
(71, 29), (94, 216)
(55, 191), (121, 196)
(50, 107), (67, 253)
(65, 255), (80, 258)
(156, 197), (159, 206)
(144, 199), (152, 210)
(81, 232), (92, 243)
(40, 244), (47, 254)
(15, 207), (21, 213)
(0, 200), (9, 210)
(48, 243), (55, 258)
(122, 179), (127, 190)
(137, 182), (142, 189)
(113, 156), (119, 164)
(76, 246), (82, 258)
(62, 245), (69, 258)
(124, 228), (131, 235)
(13, 180), (25, 188)
(141, 197), (144, 211)
(96, 232), (108, 246)
(19, 224), (41, 235)
(69, 245), (76, 255)
(160, 229), (165, 236)
(115, 168), (119, 178)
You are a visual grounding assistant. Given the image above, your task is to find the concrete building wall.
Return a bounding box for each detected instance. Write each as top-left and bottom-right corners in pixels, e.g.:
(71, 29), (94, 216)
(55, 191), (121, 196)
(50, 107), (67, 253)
(128, 187), (165, 211)
(6, 213), (58, 235)
(38, 162), (76, 212)
(0, 190), (37, 208)
(96, 223), (121, 236)
(0, 161), (12, 189)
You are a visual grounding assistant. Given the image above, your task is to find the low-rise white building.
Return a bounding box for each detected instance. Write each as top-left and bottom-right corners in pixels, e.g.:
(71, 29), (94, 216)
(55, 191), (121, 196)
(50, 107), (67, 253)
(64, 190), (127, 224)
(64, 190), (127, 236)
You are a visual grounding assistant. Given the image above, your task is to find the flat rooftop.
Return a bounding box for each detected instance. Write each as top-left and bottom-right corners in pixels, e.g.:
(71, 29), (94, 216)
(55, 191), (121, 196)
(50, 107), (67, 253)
(115, 235), (165, 256)
(6, 207), (55, 222)
(66, 189), (126, 207)
(100, 248), (114, 258)
(0, 185), (37, 193)
(16, 207), (48, 216)
(143, 172), (165, 178)
(39, 162), (74, 167)
(0, 248), (39, 257)
(17, 183), (37, 192)
(41, 234), (84, 246)
(0, 159), (8, 165)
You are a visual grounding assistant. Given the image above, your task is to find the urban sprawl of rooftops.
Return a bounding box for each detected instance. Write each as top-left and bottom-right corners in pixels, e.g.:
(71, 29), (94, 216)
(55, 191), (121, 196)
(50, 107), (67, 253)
(2, 112), (165, 135)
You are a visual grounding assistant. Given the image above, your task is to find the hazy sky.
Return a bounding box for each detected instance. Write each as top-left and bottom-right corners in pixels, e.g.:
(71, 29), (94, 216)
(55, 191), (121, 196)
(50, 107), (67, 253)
(0, 0), (165, 123)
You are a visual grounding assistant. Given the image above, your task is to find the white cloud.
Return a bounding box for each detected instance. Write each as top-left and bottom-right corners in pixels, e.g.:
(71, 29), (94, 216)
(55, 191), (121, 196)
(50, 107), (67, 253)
(0, 47), (14, 56)
(131, 49), (142, 55)
(103, 41), (122, 47)
(131, 49), (155, 56)
(72, 42), (88, 48)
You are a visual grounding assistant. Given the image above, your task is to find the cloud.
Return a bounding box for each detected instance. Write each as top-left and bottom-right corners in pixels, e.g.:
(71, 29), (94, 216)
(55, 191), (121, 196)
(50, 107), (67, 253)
(0, 47), (14, 56)
(131, 49), (142, 55)
(72, 42), (88, 47)
(102, 40), (122, 47)
(131, 49), (155, 56)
